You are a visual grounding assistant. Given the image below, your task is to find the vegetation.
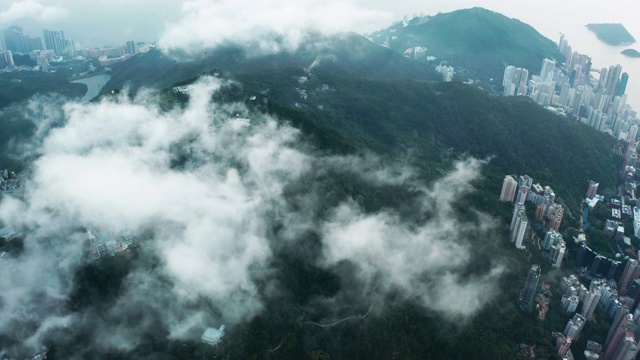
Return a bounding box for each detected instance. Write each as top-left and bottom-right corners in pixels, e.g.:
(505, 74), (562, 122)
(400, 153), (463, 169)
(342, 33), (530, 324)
(0, 71), (85, 109)
(0, 10), (625, 359)
(0, 105), (37, 170)
(369, 7), (563, 90)
(621, 49), (640, 58)
(99, 71), (618, 359)
(586, 23), (636, 46)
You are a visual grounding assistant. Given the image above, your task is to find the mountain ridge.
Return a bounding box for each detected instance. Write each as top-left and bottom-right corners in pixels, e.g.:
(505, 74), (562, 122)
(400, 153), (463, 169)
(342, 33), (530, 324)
(369, 7), (563, 90)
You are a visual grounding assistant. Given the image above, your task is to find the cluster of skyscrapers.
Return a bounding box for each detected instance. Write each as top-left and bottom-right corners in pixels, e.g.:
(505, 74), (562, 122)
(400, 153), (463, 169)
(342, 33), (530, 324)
(0, 25), (142, 70)
(1, 26), (75, 56)
(555, 258), (640, 359)
(43, 29), (75, 56)
(87, 228), (135, 260)
(502, 34), (638, 143)
(502, 65), (528, 96)
(1, 25), (42, 54)
(576, 243), (621, 280)
(558, 274), (640, 359)
(435, 64), (454, 82)
(501, 35), (640, 359)
(0, 26), (77, 70)
(501, 174), (565, 252)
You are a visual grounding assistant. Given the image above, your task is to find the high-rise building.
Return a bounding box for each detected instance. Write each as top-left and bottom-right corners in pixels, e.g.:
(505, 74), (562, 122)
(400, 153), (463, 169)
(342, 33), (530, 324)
(43, 29), (65, 56)
(605, 64), (623, 97)
(520, 264), (540, 311)
(542, 229), (563, 250)
(602, 314), (638, 360)
(555, 332), (572, 358)
(599, 67), (610, 92)
(435, 64), (454, 82)
(549, 204), (564, 231)
(503, 66), (515, 86)
(564, 313), (587, 340)
(550, 239), (566, 268)
(634, 207), (640, 239)
(511, 203), (528, 249)
(617, 72), (629, 97)
(0, 49), (14, 68)
(618, 259), (640, 296)
(540, 58), (557, 83)
(561, 294), (579, 313)
(559, 34), (568, 54)
(585, 341), (602, 360)
(43, 29), (75, 56)
(502, 66), (529, 96)
(125, 40), (139, 55)
(515, 186), (529, 205)
(629, 125), (639, 142)
(581, 280), (603, 320)
(590, 255), (605, 276)
(576, 243), (596, 269)
(2, 25), (42, 53)
(518, 175), (533, 188)
(500, 175), (518, 202)
(606, 306), (630, 348)
(536, 202), (548, 222)
(627, 279), (640, 311)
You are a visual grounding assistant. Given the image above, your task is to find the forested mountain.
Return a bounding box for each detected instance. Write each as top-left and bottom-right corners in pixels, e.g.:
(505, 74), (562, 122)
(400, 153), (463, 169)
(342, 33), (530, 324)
(0, 8), (622, 360)
(369, 7), (563, 90)
(102, 28), (616, 215)
(99, 33), (440, 96)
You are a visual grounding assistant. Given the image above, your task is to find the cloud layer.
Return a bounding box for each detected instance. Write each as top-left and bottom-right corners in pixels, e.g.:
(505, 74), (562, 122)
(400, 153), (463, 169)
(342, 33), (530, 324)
(158, 0), (389, 55)
(320, 159), (503, 319)
(0, 0), (68, 23)
(0, 77), (501, 357)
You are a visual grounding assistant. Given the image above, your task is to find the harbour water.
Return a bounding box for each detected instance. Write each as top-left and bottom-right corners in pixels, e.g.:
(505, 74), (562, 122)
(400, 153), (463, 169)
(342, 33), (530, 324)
(71, 73), (112, 102)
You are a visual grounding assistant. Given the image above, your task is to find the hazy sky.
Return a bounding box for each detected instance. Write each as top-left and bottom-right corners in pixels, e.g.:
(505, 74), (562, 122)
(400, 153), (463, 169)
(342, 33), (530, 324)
(0, 0), (637, 48)
(0, 0), (638, 106)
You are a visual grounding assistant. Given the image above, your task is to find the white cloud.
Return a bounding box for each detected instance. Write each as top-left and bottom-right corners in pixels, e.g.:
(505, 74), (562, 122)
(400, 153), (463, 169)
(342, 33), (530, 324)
(0, 0), (69, 23)
(0, 76), (502, 356)
(0, 78), (305, 354)
(320, 158), (504, 319)
(158, 0), (389, 55)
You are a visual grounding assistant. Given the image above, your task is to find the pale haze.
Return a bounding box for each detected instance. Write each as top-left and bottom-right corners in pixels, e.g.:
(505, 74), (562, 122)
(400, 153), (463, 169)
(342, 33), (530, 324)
(1, 0), (638, 107)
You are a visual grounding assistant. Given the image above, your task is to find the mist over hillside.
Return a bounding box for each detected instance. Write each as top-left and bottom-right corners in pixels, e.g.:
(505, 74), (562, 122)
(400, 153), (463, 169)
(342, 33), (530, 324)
(0, 77), (508, 359)
(0, 4), (626, 359)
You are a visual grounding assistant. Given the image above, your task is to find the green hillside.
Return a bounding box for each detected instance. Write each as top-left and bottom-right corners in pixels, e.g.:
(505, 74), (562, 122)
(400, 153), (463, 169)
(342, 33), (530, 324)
(224, 70), (616, 217)
(101, 26), (617, 218)
(99, 73), (612, 359)
(0, 71), (85, 109)
(100, 33), (441, 96)
(369, 7), (563, 90)
(2, 10), (623, 359)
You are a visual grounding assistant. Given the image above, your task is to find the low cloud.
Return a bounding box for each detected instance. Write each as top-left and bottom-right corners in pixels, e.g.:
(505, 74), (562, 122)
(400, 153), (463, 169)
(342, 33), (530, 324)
(158, 0), (389, 55)
(0, 0), (69, 23)
(0, 77), (502, 357)
(320, 158), (503, 319)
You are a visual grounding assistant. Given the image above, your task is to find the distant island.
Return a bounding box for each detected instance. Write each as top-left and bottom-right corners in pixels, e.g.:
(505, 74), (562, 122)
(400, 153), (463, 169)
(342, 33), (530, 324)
(621, 48), (640, 58)
(586, 23), (636, 46)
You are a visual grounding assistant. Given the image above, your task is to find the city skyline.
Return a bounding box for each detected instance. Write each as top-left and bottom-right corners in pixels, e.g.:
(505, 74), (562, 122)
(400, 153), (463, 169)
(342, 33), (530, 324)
(1, 0), (637, 109)
(0, 0), (637, 48)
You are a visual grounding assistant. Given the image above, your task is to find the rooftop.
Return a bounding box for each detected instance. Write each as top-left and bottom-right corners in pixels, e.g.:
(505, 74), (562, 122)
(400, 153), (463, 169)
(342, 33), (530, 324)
(201, 325), (225, 347)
